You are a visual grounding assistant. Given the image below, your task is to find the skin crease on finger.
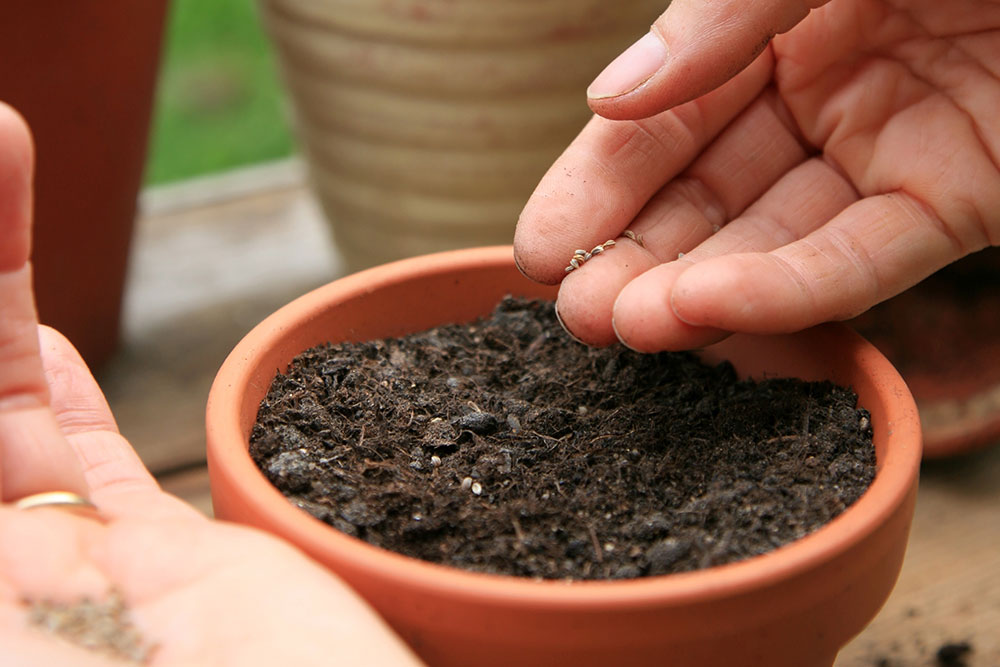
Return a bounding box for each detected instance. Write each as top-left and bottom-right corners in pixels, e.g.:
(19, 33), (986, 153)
(513, 53), (778, 286)
(554, 0), (1000, 350)
(610, 260), (731, 353)
(553, 86), (819, 348)
(607, 150), (865, 351)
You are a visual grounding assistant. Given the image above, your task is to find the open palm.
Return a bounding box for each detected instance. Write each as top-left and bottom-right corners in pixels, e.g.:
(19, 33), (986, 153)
(514, 0), (1000, 351)
(0, 104), (420, 665)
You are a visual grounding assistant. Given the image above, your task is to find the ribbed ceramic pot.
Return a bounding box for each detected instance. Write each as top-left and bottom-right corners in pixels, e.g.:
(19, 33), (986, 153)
(206, 246), (923, 667)
(257, 0), (662, 272)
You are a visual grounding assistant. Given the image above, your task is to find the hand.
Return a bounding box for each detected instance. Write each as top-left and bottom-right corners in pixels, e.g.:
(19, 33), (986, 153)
(0, 103), (421, 665)
(514, 0), (1000, 351)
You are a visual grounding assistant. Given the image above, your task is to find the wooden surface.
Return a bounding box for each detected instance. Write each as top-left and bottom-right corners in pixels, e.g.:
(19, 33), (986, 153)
(97, 163), (999, 666)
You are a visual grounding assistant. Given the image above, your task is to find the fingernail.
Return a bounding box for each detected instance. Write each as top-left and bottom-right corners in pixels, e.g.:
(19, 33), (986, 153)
(554, 304), (586, 346)
(587, 31), (667, 100)
(513, 250), (529, 279)
(610, 315), (641, 352)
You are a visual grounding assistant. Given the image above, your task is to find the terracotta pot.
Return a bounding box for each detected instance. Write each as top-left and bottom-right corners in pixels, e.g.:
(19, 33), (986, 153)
(206, 246), (923, 667)
(849, 246), (1000, 458)
(256, 0), (663, 273)
(0, 0), (168, 369)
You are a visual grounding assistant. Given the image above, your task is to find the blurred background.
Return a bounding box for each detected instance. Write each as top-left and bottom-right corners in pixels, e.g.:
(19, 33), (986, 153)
(146, 0), (293, 185)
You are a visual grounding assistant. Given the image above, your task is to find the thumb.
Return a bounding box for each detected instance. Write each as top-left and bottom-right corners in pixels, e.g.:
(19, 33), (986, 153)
(0, 101), (88, 501)
(587, 0), (830, 120)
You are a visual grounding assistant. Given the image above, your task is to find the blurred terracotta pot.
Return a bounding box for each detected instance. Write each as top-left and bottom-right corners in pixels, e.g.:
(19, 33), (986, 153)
(206, 246), (923, 667)
(850, 246), (1000, 458)
(0, 0), (168, 368)
(256, 0), (662, 273)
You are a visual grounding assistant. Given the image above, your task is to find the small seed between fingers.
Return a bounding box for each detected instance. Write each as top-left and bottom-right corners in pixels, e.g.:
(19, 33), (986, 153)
(564, 239), (620, 273)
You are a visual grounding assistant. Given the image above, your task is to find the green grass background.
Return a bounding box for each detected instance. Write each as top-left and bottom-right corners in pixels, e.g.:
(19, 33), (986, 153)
(145, 0), (295, 185)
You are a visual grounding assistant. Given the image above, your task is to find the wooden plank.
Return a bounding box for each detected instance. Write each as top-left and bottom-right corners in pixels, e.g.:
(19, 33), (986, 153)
(97, 171), (343, 474)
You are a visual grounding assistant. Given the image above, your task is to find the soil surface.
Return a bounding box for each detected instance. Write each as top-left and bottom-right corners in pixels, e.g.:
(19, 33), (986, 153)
(251, 297), (876, 580)
(936, 641), (974, 667)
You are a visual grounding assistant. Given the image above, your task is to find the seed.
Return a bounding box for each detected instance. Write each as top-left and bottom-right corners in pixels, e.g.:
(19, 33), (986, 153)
(430, 455), (441, 466)
(604, 239), (616, 247)
(461, 477), (473, 491)
(677, 252), (685, 259)
(623, 230), (645, 247)
(471, 482), (483, 496)
(574, 249), (587, 256)
(565, 265), (575, 273)
(591, 245), (604, 254)
(570, 257), (581, 269)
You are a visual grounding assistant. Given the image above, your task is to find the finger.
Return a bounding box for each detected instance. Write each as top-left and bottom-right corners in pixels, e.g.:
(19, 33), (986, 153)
(0, 103), (87, 501)
(554, 88), (811, 345)
(555, 238), (658, 347)
(671, 192), (973, 333)
(39, 326), (118, 436)
(515, 51), (774, 285)
(0, 104), (33, 273)
(67, 429), (201, 523)
(35, 326), (172, 517)
(614, 157), (858, 350)
(587, 0), (831, 120)
(0, 103), (45, 410)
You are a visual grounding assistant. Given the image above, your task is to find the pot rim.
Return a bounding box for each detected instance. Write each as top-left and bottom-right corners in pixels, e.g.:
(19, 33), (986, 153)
(206, 245), (922, 611)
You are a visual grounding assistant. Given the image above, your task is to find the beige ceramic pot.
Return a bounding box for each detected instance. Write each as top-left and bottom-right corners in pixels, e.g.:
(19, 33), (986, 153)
(257, 0), (662, 272)
(206, 247), (922, 667)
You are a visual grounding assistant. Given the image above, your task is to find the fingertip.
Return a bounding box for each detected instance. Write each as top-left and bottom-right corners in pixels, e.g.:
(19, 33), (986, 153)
(586, 30), (670, 121)
(613, 264), (730, 352)
(0, 102), (34, 272)
(553, 303), (587, 346)
(554, 276), (621, 348)
(553, 241), (660, 347)
(671, 254), (821, 333)
(511, 233), (563, 286)
(0, 101), (32, 154)
(37, 325), (118, 435)
(670, 257), (751, 328)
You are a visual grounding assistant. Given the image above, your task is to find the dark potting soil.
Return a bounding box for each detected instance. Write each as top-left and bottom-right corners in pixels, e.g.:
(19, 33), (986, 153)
(250, 297), (876, 580)
(936, 642), (973, 667)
